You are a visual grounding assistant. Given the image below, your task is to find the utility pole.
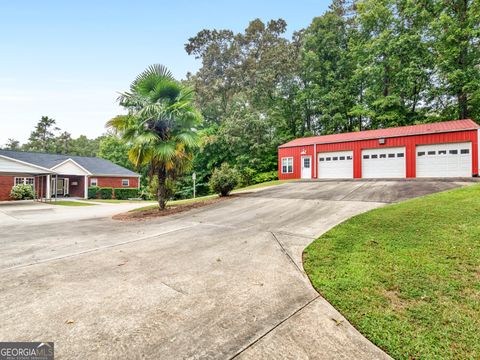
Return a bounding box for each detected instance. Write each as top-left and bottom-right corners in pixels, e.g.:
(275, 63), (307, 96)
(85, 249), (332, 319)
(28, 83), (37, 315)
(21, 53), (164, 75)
(192, 172), (196, 199)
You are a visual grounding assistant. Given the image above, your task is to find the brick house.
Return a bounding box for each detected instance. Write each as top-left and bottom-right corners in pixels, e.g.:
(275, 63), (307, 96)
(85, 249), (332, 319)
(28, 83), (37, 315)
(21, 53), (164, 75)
(0, 150), (140, 201)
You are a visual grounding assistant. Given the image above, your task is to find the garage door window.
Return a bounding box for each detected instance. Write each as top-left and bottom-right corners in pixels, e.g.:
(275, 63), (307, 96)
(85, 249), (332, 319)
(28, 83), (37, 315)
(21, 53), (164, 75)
(449, 150), (458, 155)
(428, 151), (436, 155)
(461, 149), (470, 154)
(397, 153), (404, 157)
(363, 155), (370, 159)
(281, 157), (293, 173)
(418, 152), (426, 156)
(439, 150), (447, 155)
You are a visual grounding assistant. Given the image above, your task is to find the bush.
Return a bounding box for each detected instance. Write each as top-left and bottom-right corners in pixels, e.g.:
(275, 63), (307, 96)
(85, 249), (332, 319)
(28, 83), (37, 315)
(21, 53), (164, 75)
(209, 163), (239, 196)
(98, 187), (113, 199)
(237, 167), (256, 187)
(114, 188), (139, 200)
(88, 186), (99, 199)
(252, 171), (278, 184)
(10, 184), (35, 200)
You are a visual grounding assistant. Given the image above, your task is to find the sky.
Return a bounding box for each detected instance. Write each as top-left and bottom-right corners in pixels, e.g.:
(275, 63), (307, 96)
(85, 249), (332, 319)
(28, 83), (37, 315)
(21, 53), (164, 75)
(0, 0), (329, 146)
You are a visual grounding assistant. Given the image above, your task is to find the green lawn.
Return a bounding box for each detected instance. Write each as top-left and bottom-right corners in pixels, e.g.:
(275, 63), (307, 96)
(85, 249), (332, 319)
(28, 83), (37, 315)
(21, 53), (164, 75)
(86, 199), (154, 204)
(51, 201), (96, 206)
(303, 185), (480, 359)
(130, 179), (293, 212)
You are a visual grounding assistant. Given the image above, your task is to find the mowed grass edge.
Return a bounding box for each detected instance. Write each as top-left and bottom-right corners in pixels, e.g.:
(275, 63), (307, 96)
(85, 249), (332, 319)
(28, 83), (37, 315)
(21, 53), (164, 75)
(303, 184), (480, 359)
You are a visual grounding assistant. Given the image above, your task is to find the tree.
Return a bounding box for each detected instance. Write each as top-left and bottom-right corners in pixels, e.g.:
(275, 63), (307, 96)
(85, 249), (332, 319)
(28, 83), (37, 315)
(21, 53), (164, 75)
(25, 116), (59, 152)
(3, 138), (20, 150)
(98, 130), (133, 170)
(107, 64), (202, 210)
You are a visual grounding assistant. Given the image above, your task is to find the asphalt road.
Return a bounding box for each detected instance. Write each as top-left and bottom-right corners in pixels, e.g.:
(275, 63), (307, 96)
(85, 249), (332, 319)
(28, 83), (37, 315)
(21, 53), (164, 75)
(0, 180), (472, 359)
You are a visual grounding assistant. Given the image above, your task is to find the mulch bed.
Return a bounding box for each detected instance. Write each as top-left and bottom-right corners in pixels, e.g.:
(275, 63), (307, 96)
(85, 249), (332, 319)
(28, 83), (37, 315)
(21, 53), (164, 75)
(112, 195), (235, 221)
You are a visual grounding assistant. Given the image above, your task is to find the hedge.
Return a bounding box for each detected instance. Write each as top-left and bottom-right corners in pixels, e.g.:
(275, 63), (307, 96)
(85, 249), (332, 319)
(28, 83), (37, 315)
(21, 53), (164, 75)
(114, 188), (139, 200)
(88, 186), (99, 199)
(98, 187), (113, 199)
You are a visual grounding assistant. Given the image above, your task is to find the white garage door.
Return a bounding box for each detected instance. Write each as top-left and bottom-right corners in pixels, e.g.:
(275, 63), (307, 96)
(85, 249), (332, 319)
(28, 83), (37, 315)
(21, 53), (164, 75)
(416, 142), (472, 177)
(318, 151), (353, 179)
(362, 147), (406, 178)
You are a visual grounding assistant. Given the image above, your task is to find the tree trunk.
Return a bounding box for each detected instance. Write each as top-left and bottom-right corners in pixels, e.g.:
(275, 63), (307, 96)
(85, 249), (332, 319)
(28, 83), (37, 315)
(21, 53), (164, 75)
(157, 166), (167, 210)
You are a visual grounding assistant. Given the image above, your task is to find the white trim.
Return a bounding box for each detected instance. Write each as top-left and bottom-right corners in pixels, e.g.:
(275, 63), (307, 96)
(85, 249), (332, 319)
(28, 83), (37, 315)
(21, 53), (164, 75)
(0, 155), (55, 173)
(84, 175), (88, 199)
(121, 179), (130, 187)
(51, 158), (92, 175)
(281, 157), (294, 174)
(14, 177), (35, 186)
(90, 178), (98, 186)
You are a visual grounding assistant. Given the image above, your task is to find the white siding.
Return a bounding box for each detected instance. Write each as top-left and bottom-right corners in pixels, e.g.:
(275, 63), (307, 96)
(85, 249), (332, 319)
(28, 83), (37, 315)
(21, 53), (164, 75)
(52, 160), (89, 175)
(0, 156), (45, 174)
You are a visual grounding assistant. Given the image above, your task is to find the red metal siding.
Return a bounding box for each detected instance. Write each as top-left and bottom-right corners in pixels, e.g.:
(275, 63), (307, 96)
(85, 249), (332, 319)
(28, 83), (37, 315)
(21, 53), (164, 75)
(279, 130), (478, 179)
(278, 145), (314, 180)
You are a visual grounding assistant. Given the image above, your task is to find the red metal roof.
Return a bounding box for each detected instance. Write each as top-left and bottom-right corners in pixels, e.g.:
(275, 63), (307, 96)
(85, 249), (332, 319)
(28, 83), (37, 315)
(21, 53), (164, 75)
(279, 119), (480, 148)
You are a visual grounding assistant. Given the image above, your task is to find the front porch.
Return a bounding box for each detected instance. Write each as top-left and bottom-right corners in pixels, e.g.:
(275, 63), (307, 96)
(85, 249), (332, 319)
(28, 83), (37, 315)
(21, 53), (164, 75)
(35, 174), (89, 201)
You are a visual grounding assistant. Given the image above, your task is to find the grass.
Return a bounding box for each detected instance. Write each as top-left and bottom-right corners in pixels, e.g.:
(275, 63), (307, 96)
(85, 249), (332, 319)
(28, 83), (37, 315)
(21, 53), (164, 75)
(51, 200), (96, 206)
(130, 179), (293, 212)
(303, 184), (480, 359)
(86, 199), (153, 204)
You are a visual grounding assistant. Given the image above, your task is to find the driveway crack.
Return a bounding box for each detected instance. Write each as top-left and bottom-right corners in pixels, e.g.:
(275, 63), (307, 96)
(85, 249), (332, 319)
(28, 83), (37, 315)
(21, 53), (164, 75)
(269, 231), (306, 278)
(229, 295), (320, 359)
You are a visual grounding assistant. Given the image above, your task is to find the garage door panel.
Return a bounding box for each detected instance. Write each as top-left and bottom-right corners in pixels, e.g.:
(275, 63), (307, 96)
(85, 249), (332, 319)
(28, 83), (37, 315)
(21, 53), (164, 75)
(362, 147), (406, 178)
(416, 142), (471, 177)
(318, 151), (353, 179)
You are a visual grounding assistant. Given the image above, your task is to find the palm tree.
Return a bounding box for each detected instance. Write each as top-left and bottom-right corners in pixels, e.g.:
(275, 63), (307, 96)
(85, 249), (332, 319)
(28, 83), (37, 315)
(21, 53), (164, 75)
(107, 64), (202, 210)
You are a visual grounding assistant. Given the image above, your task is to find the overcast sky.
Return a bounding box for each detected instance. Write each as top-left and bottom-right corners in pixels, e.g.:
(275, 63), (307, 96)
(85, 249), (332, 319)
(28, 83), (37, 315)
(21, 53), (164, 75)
(0, 0), (329, 145)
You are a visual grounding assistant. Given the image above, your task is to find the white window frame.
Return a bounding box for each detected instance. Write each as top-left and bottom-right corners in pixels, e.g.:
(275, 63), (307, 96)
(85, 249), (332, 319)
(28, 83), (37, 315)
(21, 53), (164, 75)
(14, 177), (35, 186)
(121, 179), (130, 187)
(90, 178), (98, 186)
(281, 157), (293, 174)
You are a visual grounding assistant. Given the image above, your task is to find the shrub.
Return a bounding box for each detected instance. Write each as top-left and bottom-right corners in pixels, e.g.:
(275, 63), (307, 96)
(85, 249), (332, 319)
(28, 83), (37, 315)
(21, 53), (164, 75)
(237, 167), (256, 187)
(209, 163), (239, 196)
(98, 187), (113, 199)
(252, 171), (278, 184)
(10, 184), (35, 200)
(88, 186), (99, 199)
(114, 188), (139, 200)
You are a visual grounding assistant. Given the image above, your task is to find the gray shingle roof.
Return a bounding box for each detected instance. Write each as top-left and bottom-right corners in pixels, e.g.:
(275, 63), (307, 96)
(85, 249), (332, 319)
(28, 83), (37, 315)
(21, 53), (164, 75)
(0, 150), (139, 176)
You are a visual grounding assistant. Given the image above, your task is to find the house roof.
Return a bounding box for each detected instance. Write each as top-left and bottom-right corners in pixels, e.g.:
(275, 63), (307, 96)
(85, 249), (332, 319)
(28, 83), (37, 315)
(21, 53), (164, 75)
(279, 119), (480, 148)
(0, 150), (139, 176)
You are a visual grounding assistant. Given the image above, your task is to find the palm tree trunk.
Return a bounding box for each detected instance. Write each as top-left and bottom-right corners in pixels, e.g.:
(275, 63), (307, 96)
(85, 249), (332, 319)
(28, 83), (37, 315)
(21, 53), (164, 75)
(157, 166), (167, 210)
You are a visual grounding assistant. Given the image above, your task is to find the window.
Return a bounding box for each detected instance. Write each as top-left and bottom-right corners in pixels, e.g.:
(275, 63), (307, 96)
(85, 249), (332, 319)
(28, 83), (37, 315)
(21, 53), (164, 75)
(326, 157), (331, 161)
(428, 151), (436, 155)
(438, 150), (447, 155)
(388, 153), (395, 158)
(90, 178), (98, 186)
(363, 155), (370, 159)
(15, 177), (34, 186)
(339, 156), (345, 161)
(449, 149), (458, 155)
(347, 155), (353, 160)
(319, 157), (325, 162)
(281, 157), (293, 173)
(380, 154), (387, 158)
(417, 152), (426, 156)
(461, 149), (470, 154)
(122, 179), (130, 187)
(397, 153), (405, 158)
(333, 156), (338, 161)
(372, 154), (378, 159)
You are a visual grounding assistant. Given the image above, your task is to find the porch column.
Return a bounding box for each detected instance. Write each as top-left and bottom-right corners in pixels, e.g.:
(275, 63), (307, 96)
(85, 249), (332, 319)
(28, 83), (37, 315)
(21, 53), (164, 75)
(84, 175), (88, 199)
(46, 174), (51, 200)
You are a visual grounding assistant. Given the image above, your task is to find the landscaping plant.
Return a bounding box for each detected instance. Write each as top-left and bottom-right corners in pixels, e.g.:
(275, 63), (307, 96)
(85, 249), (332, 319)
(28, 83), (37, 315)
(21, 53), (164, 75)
(9, 184), (35, 200)
(209, 163), (239, 196)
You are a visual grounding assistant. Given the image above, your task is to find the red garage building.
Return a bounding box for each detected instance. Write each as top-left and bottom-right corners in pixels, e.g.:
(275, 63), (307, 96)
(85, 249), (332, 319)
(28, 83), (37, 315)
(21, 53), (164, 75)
(278, 119), (480, 180)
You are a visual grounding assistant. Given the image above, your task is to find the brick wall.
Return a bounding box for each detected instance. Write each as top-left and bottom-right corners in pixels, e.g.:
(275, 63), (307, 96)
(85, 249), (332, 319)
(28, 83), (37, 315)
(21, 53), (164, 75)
(88, 176), (139, 189)
(0, 176), (14, 200)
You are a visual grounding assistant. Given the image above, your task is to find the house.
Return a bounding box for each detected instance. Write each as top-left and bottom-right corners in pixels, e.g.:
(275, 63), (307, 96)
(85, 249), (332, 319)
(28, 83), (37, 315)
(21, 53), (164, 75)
(278, 119), (480, 180)
(0, 150), (140, 200)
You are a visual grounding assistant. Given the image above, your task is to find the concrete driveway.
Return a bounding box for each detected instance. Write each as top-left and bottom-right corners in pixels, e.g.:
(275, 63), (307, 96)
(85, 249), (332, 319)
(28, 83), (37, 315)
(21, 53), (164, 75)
(0, 180), (472, 359)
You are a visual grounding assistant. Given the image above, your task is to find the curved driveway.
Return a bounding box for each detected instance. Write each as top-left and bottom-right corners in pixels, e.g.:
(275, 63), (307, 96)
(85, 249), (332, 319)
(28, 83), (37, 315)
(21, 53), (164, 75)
(0, 180), (472, 359)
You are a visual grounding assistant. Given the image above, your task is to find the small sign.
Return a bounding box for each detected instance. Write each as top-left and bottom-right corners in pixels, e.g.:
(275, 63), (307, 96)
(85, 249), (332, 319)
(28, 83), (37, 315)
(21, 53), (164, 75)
(192, 172), (196, 180)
